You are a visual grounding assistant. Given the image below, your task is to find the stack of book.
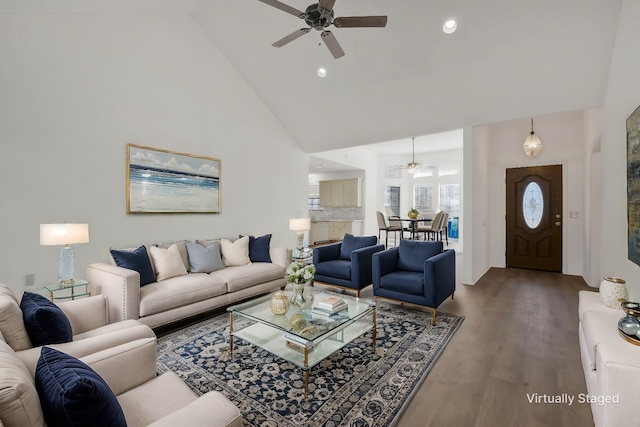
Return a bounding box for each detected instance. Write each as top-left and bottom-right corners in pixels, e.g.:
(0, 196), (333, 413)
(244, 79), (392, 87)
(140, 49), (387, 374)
(312, 296), (348, 317)
(284, 333), (313, 353)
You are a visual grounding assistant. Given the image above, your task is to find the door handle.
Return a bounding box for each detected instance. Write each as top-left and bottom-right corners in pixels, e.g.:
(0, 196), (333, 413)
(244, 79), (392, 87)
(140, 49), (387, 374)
(555, 221), (561, 226)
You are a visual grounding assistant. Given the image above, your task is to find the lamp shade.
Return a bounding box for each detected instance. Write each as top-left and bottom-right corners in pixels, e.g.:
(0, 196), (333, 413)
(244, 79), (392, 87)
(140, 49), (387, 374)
(40, 224), (90, 246)
(523, 118), (543, 157)
(289, 218), (311, 232)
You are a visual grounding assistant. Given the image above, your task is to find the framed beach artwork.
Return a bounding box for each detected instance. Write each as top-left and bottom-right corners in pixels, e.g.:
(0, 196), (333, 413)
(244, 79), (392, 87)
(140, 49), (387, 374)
(627, 105), (640, 266)
(127, 144), (220, 213)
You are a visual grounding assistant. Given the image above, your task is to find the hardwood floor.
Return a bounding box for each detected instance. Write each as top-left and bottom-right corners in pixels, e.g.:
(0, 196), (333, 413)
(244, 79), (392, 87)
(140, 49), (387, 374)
(377, 265), (594, 427)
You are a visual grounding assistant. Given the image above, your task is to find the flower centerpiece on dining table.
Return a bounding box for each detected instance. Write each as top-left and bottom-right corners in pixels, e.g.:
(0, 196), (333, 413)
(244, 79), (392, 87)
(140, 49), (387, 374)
(286, 261), (316, 309)
(408, 208), (420, 219)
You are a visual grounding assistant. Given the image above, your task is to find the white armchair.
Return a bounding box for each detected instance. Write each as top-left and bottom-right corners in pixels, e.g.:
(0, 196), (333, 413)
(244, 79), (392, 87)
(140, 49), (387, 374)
(0, 282), (155, 375)
(1, 336), (242, 427)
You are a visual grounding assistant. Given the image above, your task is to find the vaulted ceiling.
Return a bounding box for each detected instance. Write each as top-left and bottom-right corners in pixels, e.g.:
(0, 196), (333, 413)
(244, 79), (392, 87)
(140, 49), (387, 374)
(1, 0), (623, 154)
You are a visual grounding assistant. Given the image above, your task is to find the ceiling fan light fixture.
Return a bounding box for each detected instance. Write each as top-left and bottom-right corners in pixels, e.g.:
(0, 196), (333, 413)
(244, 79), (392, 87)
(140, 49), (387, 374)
(317, 67), (327, 77)
(523, 118), (543, 157)
(407, 137), (419, 174)
(443, 19), (457, 34)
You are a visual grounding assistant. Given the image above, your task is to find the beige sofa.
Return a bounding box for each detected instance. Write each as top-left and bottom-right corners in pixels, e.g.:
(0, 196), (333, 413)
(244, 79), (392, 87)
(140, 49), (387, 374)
(0, 335), (242, 427)
(0, 282), (242, 427)
(578, 290), (640, 427)
(87, 239), (288, 329)
(0, 283), (155, 375)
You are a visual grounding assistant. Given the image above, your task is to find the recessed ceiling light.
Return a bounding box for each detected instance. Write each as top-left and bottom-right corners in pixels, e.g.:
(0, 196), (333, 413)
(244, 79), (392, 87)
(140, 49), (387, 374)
(443, 20), (457, 34)
(317, 67), (327, 78)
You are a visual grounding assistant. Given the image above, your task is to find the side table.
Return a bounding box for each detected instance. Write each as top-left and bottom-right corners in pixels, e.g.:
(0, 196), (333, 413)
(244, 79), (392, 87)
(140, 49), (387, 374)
(44, 279), (90, 302)
(291, 248), (313, 265)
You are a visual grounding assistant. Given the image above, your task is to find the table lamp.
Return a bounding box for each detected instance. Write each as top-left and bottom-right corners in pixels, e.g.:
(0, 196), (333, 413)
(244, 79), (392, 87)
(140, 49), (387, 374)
(40, 223), (89, 284)
(289, 218), (310, 252)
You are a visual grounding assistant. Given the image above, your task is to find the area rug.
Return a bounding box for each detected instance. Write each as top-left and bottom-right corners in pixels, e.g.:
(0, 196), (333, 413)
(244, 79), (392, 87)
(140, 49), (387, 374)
(156, 303), (463, 427)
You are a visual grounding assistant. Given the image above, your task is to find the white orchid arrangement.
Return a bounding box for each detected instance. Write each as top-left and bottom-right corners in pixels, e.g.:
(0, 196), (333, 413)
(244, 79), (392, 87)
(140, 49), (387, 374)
(285, 261), (316, 285)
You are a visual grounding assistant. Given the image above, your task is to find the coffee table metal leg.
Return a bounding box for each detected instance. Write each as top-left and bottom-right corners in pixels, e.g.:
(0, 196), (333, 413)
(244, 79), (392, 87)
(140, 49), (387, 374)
(229, 313), (234, 354)
(304, 347), (309, 397)
(372, 306), (377, 350)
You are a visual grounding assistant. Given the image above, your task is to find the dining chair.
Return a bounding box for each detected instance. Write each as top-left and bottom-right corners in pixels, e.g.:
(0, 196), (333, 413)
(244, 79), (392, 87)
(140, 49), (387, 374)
(416, 211), (442, 241)
(377, 211), (402, 248)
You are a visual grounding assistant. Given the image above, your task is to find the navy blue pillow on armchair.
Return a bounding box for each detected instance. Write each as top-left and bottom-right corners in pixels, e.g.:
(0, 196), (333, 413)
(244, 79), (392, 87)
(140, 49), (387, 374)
(35, 347), (127, 427)
(20, 292), (73, 347)
(339, 234), (378, 260)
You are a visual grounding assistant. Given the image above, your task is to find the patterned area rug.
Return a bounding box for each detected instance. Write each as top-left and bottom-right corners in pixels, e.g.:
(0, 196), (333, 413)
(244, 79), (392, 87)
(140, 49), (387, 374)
(157, 303), (463, 427)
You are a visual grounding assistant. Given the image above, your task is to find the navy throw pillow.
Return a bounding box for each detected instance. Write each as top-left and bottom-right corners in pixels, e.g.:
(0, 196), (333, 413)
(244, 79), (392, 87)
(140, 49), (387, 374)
(20, 292), (73, 347)
(35, 347), (127, 427)
(247, 234), (272, 263)
(110, 245), (156, 286)
(339, 234), (378, 260)
(397, 240), (444, 272)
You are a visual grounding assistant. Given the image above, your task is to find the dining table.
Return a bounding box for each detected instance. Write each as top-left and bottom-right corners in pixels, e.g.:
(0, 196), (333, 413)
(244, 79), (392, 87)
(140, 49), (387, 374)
(398, 217), (432, 240)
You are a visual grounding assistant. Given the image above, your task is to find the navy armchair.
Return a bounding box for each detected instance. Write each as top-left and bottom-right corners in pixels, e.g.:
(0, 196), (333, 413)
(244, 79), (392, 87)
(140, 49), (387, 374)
(372, 240), (455, 325)
(313, 234), (385, 297)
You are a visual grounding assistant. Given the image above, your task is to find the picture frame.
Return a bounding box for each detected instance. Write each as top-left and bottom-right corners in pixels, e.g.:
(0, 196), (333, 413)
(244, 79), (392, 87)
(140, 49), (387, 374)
(127, 144), (220, 213)
(627, 105), (640, 265)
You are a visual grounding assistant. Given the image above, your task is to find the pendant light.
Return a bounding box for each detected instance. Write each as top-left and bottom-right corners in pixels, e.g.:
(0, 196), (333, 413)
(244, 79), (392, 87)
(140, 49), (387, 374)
(407, 137), (419, 174)
(523, 118), (543, 157)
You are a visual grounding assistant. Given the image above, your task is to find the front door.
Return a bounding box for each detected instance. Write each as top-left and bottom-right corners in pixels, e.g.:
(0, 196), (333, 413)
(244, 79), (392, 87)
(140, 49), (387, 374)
(505, 165), (562, 272)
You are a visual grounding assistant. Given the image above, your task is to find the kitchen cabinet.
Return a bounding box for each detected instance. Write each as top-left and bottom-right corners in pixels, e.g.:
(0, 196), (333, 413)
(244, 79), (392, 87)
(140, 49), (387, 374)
(310, 221), (354, 244)
(318, 179), (362, 207)
(310, 221), (329, 244)
(328, 221), (352, 241)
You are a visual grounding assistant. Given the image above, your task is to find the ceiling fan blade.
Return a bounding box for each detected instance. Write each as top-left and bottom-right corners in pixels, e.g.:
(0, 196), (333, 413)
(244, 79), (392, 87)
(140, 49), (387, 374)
(318, 0), (336, 12)
(257, 0), (305, 18)
(272, 28), (311, 47)
(334, 16), (388, 28)
(321, 30), (345, 59)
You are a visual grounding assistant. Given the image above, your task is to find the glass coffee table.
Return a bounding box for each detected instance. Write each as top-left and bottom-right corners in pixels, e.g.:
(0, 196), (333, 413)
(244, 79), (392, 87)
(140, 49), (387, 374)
(227, 286), (376, 397)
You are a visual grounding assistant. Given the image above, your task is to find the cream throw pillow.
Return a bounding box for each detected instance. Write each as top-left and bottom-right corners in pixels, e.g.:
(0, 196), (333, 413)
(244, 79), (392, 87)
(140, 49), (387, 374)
(220, 236), (251, 267)
(149, 244), (188, 281)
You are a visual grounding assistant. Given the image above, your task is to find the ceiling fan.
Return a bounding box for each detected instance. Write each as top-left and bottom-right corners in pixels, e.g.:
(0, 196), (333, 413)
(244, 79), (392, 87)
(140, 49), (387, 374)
(258, 0), (388, 59)
(407, 137), (419, 174)
(385, 138), (438, 176)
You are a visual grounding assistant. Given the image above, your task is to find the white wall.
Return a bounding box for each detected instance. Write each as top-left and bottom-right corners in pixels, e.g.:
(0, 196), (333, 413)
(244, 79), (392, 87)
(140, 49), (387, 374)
(0, 12), (308, 292)
(480, 109), (592, 278)
(601, 0), (640, 299)
(467, 125), (490, 284)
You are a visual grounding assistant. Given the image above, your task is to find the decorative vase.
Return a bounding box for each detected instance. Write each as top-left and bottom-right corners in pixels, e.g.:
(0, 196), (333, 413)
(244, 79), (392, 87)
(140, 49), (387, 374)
(408, 209), (419, 219)
(599, 277), (628, 309)
(269, 291), (290, 315)
(290, 282), (314, 310)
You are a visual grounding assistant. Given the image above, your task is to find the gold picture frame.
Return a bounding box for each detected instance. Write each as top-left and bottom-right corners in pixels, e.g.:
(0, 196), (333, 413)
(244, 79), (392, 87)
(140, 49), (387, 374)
(627, 105), (640, 265)
(126, 144), (221, 213)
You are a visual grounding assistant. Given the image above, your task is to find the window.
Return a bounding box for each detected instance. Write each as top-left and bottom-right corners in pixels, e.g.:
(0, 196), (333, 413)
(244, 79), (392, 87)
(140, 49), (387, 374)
(522, 182), (543, 229)
(384, 186), (400, 216)
(308, 197), (322, 211)
(413, 185), (433, 213)
(439, 183), (460, 214)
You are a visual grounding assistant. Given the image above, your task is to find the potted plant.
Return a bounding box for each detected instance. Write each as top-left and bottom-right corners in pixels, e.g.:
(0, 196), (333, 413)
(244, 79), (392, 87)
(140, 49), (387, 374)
(408, 208), (420, 219)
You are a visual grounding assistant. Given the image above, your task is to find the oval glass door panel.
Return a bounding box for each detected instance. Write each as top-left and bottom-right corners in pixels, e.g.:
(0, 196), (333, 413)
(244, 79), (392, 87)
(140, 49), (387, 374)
(522, 182), (543, 229)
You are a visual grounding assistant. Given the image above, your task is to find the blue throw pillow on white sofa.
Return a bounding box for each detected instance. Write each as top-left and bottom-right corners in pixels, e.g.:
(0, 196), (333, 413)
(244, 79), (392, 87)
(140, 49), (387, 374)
(186, 240), (225, 273)
(20, 292), (72, 347)
(248, 234), (272, 263)
(35, 346), (127, 427)
(110, 245), (156, 286)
